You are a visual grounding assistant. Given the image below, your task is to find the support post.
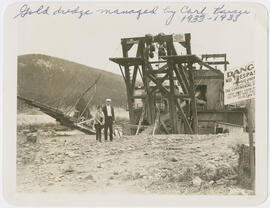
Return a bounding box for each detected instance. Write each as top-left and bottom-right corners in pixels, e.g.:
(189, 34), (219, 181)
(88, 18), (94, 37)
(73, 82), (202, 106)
(247, 99), (255, 190)
(121, 41), (135, 125)
(185, 33), (198, 134)
(141, 43), (155, 125)
(224, 54), (228, 71)
(166, 37), (178, 134)
(167, 61), (178, 133)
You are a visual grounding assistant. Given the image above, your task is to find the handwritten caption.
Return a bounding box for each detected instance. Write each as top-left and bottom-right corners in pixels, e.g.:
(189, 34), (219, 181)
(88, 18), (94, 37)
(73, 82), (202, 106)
(14, 4), (251, 25)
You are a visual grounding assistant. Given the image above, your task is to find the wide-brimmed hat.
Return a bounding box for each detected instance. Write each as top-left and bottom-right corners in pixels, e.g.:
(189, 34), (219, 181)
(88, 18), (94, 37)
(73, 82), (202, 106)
(106, 98), (112, 102)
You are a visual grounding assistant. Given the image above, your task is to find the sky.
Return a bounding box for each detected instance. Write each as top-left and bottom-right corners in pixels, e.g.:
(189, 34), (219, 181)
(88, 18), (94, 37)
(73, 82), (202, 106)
(16, 2), (256, 75)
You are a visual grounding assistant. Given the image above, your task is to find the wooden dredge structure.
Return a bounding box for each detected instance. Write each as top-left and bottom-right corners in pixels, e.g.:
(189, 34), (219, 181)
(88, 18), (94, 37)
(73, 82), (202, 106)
(110, 33), (244, 134)
(17, 33), (246, 136)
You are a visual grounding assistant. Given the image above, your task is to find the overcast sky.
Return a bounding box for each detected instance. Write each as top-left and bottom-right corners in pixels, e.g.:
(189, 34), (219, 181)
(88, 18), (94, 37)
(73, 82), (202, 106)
(16, 2), (256, 75)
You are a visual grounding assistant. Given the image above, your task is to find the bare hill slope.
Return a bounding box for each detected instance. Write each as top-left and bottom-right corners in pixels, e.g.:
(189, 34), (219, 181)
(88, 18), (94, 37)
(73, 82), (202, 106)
(17, 54), (127, 112)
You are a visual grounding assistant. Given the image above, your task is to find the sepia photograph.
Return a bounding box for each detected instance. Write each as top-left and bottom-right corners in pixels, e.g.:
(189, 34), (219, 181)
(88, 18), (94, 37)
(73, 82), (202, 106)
(1, 0), (268, 206)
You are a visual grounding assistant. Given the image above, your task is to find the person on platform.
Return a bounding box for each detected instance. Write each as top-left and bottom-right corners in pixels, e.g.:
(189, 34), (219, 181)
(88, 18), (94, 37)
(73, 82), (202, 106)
(94, 105), (104, 142)
(102, 98), (115, 141)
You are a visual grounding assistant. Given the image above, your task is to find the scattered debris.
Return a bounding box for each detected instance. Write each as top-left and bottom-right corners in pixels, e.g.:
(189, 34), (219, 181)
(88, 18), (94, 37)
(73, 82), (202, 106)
(26, 133), (37, 143)
(192, 177), (203, 187)
(84, 174), (94, 181)
(17, 124), (251, 195)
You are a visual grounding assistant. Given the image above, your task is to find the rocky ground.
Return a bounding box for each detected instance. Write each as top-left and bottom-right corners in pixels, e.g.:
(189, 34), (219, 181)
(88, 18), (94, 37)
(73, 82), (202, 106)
(16, 116), (254, 195)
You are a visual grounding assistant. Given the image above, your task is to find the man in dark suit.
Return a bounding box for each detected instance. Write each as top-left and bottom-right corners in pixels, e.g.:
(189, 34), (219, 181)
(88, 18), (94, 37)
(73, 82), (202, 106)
(102, 98), (115, 141)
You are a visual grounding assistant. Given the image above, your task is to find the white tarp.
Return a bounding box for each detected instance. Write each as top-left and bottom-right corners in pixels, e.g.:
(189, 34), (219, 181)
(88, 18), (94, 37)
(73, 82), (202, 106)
(224, 62), (255, 105)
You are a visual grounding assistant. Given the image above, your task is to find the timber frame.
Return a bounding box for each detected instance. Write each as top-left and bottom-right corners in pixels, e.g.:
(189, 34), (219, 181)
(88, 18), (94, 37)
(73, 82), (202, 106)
(110, 33), (224, 134)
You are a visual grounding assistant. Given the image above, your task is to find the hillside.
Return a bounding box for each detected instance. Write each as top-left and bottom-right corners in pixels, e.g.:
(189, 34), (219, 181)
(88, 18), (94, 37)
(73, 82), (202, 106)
(17, 54), (127, 112)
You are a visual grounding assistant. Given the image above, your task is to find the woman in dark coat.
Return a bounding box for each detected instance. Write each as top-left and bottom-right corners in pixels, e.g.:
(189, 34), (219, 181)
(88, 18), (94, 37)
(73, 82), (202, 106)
(94, 105), (104, 142)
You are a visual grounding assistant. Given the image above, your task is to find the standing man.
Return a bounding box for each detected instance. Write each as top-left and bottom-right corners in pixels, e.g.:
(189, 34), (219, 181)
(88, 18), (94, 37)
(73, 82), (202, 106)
(102, 98), (115, 141)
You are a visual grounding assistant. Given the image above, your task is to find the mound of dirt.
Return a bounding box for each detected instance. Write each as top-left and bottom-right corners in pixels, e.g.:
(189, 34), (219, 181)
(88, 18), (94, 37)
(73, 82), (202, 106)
(16, 128), (253, 195)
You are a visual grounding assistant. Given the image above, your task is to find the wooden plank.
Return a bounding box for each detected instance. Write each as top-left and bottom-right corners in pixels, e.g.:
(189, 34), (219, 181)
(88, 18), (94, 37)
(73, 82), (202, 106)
(185, 33), (198, 134)
(170, 42), (189, 95)
(195, 75), (223, 80)
(160, 119), (169, 134)
(141, 52), (155, 124)
(166, 39), (178, 134)
(109, 57), (144, 66)
(131, 41), (143, 95)
(136, 105), (145, 135)
(121, 34), (174, 43)
(149, 73), (169, 94)
(121, 41), (135, 124)
(132, 94), (189, 99)
(197, 61), (224, 75)
(201, 54), (226, 58)
(177, 64), (191, 93)
(152, 69), (167, 74)
(205, 61), (229, 65)
(168, 61), (178, 133)
(147, 72), (169, 95)
(160, 54), (202, 64)
(152, 106), (160, 135)
(118, 65), (126, 82)
(224, 54), (228, 71)
(158, 64), (168, 71)
(149, 60), (167, 64)
(174, 65), (188, 94)
(145, 61), (170, 96)
(131, 65), (138, 93)
(175, 98), (193, 134)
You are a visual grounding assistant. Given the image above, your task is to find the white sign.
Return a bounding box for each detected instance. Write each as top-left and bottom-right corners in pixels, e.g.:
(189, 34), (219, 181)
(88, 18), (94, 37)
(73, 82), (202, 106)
(224, 62), (255, 105)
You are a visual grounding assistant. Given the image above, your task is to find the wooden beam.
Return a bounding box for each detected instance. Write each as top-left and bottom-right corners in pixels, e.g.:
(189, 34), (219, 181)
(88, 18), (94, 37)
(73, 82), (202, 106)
(121, 41), (135, 124)
(224, 54), (228, 71)
(121, 34), (175, 43)
(149, 73), (169, 94)
(138, 67), (143, 80)
(175, 98), (193, 134)
(177, 64), (190, 93)
(144, 61), (171, 96)
(136, 105), (145, 135)
(118, 65), (126, 82)
(170, 37), (193, 134)
(159, 64), (168, 71)
(152, 69), (167, 74)
(197, 61), (215, 70)
(195, 75), (223, 80)
(131, 41), (144, 94)
(167, 38), (178, 134)
(132, 95), (147, 99)
(205, 61), (229, 65)
(174, 65), (188, 94)
(160, 119), (169, 134)
(146, 70), (170, 96)
(126, 43), (134, 51)
(141, 49), (155, 124)
(149, 60), (167, 64)
(170, 43), (190, 95)
(131, 65), (138, 93)
(132, 94), (189, 99)
(185, 33), (198, 134)
(168, 61), (178, 133)
(201, 54), (226, 58)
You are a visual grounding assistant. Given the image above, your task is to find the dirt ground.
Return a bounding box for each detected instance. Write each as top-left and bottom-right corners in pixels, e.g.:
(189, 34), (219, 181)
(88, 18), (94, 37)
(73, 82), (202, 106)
(16, 115), (254, 195)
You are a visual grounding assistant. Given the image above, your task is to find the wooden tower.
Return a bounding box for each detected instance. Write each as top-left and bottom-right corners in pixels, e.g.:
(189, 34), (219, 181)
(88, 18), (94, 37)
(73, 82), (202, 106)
(110, 33), (211, 134)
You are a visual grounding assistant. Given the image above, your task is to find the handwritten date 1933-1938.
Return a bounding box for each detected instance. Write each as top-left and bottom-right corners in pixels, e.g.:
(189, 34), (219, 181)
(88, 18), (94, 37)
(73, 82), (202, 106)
(179, 5), (250, 23)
